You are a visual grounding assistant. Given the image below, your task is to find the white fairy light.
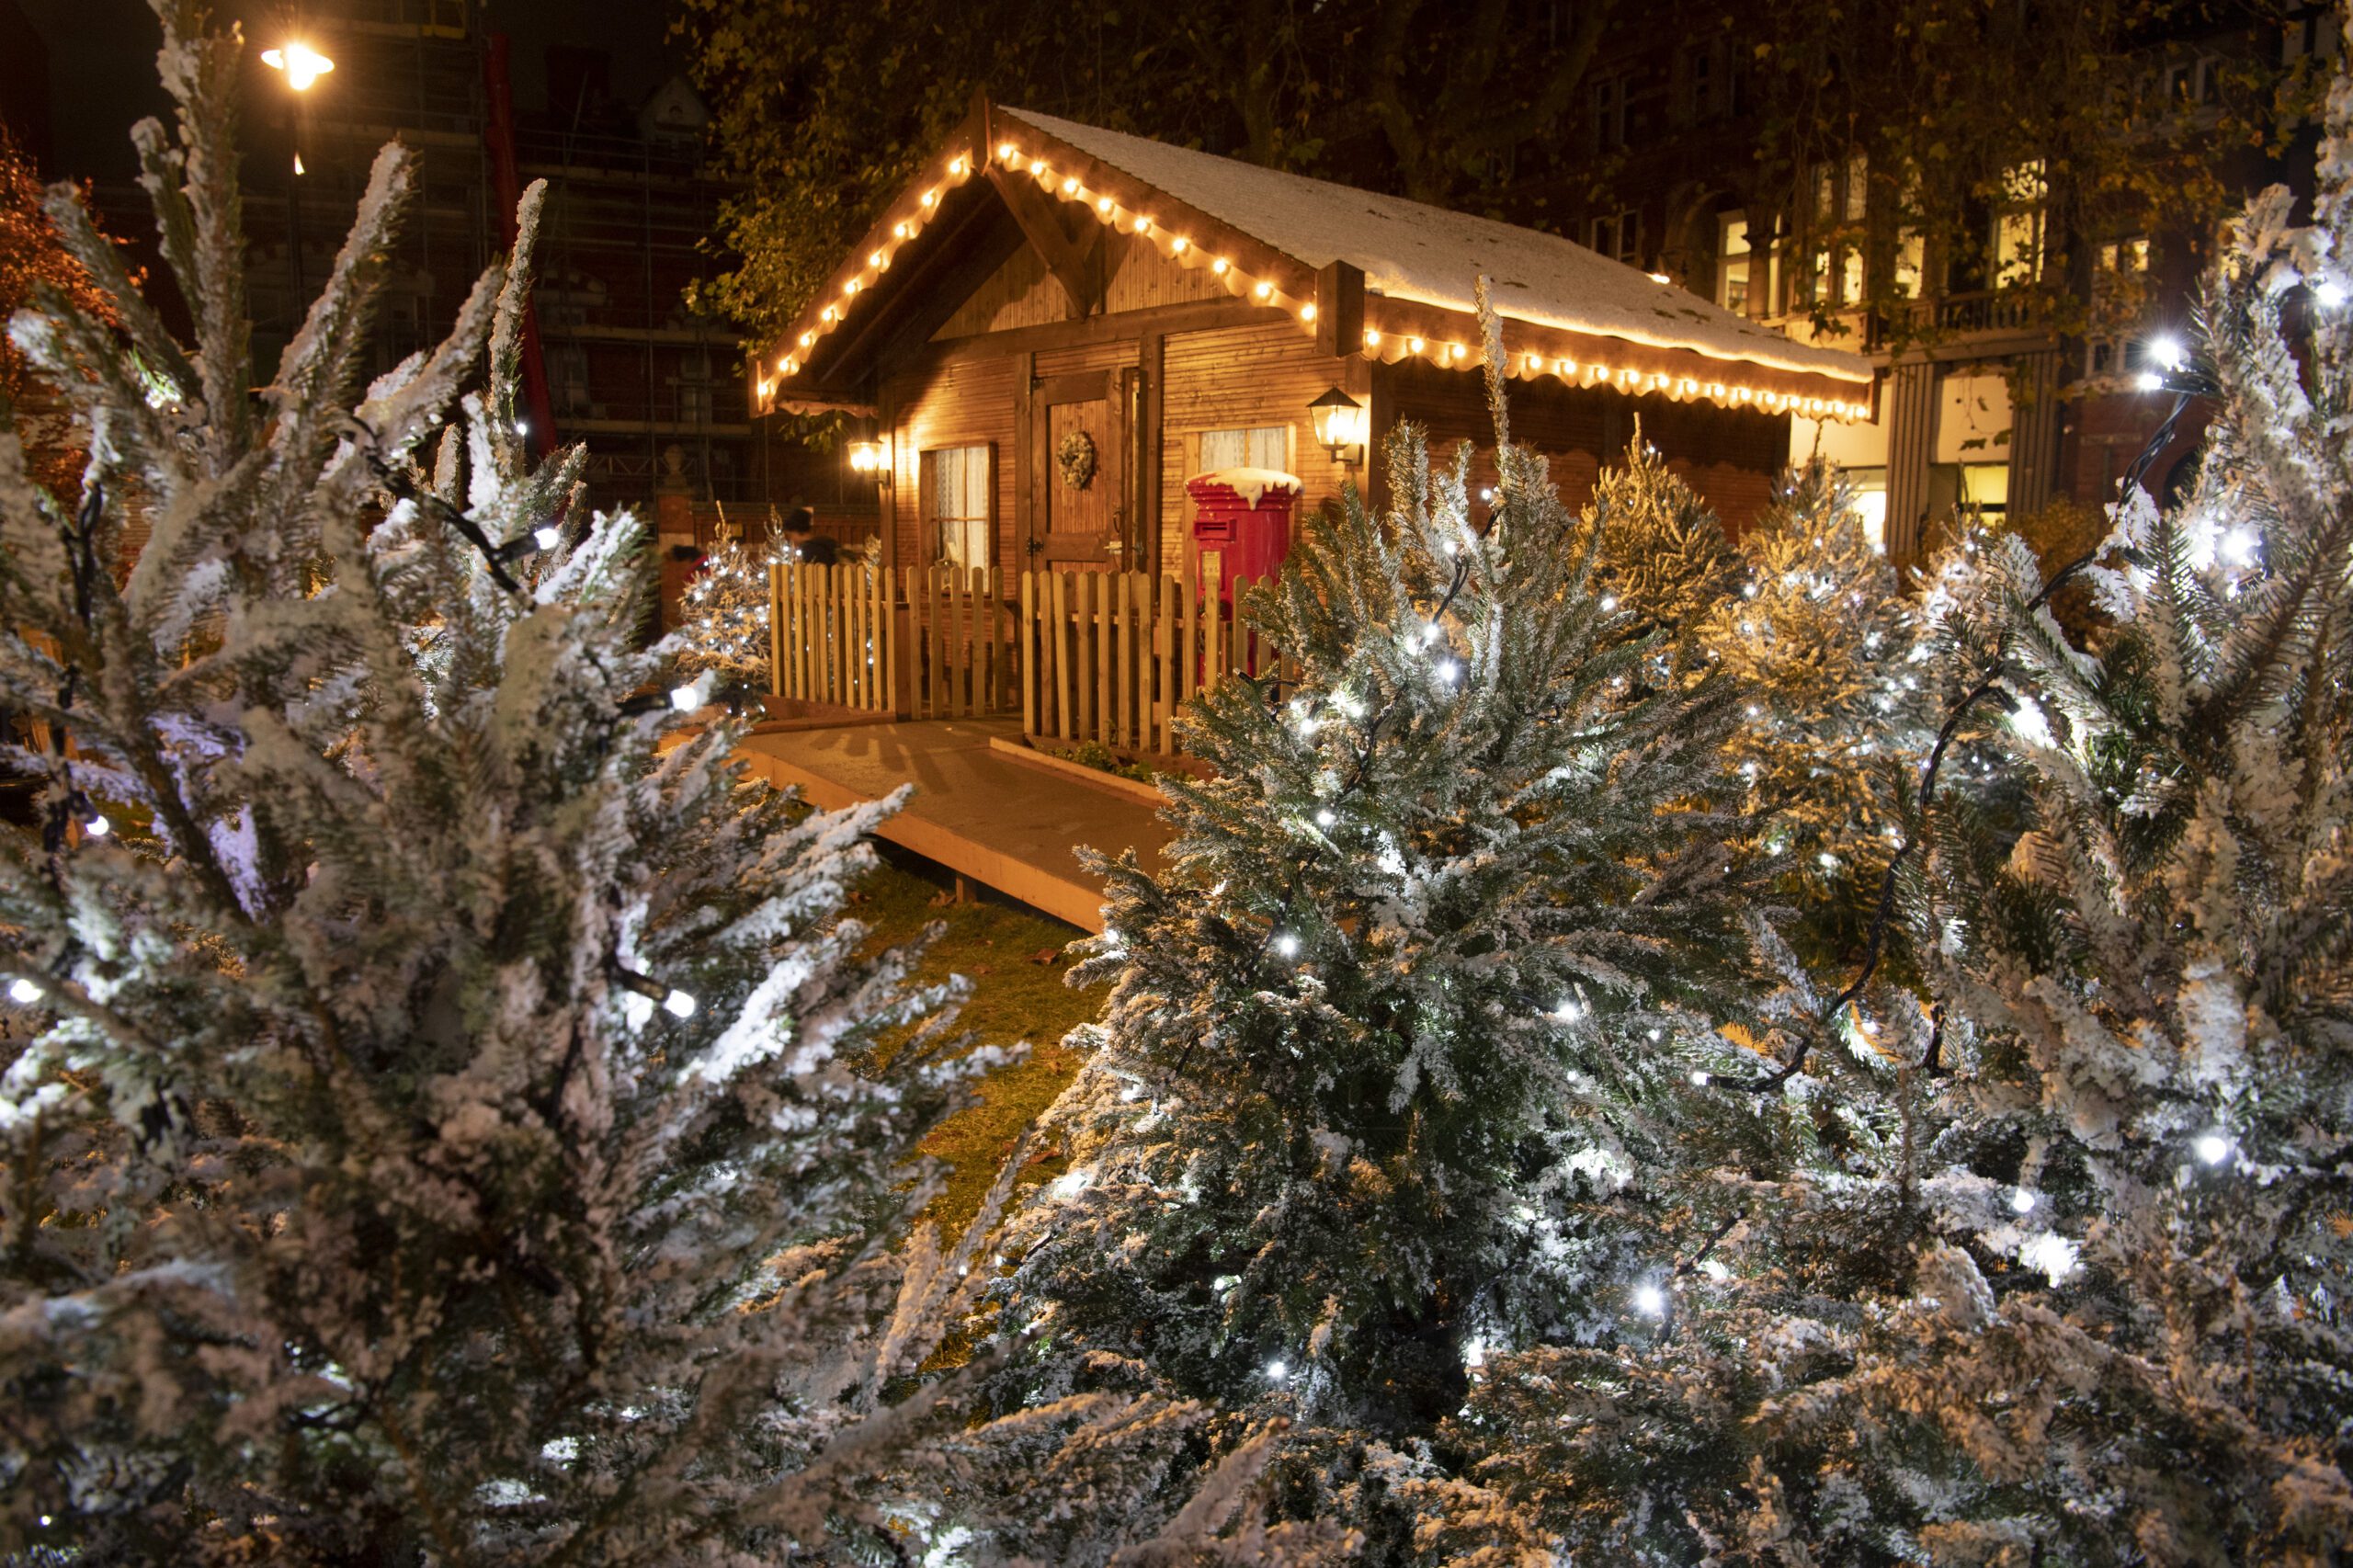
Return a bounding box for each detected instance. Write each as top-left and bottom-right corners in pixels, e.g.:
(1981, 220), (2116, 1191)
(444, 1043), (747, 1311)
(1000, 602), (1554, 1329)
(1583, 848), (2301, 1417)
(2009, 1187), (2036, 1214)
(662, 989), (698, 1018)
(2135, 370), (2164, 392)
(1266, 1358), (1288, 1381)
(84, 814), (110, 837)
(534, 525), (562, 551)
(1646, 1028), (1662, 1041)
(1436, 659), (1459, 683)
(1420, 621), (1442, 645)
(2148, 334), (2188, 372)
(1632, 1283), (1666, 1317)
(1462, 1337), (1485, 1369)
(2317, 278), (2347, 308)
(1273, 933), (1300, 958)
(8, 977), (42, 1005)
(1599, 595), (1618, 611)
(2194, 1129), (2233, 1165)
(2007, 697), (2054, 747)
(1315, 808), (1336, 827)
(1555, 998), (1582, 1021)
(1688, 1069), (1710, 1086)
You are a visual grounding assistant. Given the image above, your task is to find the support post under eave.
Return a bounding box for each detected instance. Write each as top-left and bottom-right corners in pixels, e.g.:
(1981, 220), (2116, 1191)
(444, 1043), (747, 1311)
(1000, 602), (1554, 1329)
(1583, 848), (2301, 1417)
(1315, 261), (1365, 358)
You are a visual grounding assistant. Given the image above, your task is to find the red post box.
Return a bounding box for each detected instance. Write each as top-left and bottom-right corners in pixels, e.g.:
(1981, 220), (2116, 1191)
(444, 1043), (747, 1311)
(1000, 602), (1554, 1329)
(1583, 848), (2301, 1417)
(1187, 467), (1302, 602)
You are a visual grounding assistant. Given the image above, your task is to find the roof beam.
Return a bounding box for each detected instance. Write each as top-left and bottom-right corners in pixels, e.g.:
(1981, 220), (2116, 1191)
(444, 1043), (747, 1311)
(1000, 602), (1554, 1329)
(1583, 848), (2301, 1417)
(985, 163), (1105, 319)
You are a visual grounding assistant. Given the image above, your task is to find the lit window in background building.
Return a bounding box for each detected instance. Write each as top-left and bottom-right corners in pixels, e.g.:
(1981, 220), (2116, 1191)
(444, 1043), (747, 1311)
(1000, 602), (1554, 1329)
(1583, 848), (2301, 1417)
(1717, 214), (1751, 313)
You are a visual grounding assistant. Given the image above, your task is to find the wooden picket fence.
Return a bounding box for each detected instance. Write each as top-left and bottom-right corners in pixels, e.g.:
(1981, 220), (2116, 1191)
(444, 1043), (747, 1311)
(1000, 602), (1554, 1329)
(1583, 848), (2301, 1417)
(1017, 570), (1279, 756)
(768, 562), (1279, 756)
(767, 562), (1016, 720)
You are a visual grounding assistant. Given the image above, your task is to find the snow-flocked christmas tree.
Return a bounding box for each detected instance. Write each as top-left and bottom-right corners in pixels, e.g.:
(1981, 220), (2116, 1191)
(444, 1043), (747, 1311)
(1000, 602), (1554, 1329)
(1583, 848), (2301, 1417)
(0, 10), (1282, 1561)
(674, 524), (787, 702)
(992, 305), (1781, 1551)
(1442, 35), (2353, 1563)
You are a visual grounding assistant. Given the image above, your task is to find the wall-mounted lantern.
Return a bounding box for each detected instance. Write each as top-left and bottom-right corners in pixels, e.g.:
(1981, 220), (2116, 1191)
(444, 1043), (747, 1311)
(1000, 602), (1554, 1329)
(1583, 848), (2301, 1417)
(847, 437), (887, 477)
(1308, 387), (1368, 467)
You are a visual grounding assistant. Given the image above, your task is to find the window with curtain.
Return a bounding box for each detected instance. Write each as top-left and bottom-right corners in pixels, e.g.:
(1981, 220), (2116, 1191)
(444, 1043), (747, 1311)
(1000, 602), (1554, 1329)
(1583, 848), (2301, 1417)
(925, 444), (992, 571)
(1198, 425), (1289, 473)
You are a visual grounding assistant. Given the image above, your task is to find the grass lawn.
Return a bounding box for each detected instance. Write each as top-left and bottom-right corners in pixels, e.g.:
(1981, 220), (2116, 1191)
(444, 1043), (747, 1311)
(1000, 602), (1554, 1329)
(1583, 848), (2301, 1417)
(847, 851), (1106, 1234)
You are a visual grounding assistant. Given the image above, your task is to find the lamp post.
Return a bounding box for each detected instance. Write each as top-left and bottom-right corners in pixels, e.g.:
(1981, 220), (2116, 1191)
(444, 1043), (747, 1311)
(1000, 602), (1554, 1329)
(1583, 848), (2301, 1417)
(261, 41), (334, 306)
(1309, 387), (1368, 468)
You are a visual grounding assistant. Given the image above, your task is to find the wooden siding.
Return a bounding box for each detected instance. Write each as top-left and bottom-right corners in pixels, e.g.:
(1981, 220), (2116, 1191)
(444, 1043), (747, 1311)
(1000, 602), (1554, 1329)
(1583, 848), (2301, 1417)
(933, 229), (1229, 341)
(883, 355), (1017, 571)
(1159, 319), (1361, 576)
(1381, 356), (1787, 532)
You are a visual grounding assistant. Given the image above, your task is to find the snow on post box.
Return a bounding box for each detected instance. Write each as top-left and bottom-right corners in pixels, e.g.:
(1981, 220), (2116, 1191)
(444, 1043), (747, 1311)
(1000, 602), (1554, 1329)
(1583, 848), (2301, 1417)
(1187, 468), (1302, 602)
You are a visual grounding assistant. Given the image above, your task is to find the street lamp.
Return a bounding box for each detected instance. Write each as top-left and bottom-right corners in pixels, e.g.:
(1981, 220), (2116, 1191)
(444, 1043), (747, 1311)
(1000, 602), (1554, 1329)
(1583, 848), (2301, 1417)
(1308, 387), (1367, 466)
(261, 42), (335, 90)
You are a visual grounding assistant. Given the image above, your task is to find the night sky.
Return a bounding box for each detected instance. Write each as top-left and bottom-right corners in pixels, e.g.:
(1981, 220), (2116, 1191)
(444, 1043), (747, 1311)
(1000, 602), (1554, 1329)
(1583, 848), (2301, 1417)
(19, 0), (686, 181)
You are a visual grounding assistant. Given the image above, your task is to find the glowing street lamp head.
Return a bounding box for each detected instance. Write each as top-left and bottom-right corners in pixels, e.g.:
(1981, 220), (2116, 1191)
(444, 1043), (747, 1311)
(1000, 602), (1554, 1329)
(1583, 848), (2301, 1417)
(262, 42), (335, 90)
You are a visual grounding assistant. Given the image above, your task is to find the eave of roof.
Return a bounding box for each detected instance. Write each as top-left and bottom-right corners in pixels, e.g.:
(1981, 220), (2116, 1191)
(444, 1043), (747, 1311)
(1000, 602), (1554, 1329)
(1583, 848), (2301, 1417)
(752, 102), (1876, 426)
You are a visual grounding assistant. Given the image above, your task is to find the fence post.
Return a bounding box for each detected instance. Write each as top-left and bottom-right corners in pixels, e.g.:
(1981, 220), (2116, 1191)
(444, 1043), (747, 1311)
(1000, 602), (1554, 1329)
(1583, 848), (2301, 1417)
(1019, 572), (1037, 733)
(767, 563), (786, 699)
(1051, 572), (1073, 742)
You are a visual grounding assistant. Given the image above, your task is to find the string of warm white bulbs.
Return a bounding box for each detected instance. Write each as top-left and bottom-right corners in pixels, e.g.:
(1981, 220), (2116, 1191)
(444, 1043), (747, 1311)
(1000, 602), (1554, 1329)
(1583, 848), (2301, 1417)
(759, 138), (1875, 423)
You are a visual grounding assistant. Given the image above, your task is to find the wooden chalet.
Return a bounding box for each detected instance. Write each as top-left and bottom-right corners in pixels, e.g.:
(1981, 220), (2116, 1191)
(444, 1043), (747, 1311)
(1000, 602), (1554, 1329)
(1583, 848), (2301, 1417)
(754, 100), (1874, 585)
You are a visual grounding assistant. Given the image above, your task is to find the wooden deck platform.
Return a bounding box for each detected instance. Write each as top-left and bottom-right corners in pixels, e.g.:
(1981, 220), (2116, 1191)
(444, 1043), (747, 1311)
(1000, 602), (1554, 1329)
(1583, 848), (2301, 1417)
(733, 717), (1171, 933)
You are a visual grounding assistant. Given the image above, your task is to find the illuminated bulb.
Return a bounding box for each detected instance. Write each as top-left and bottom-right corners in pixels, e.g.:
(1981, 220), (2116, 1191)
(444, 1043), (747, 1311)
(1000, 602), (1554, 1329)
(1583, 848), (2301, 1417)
(2009, 1187), (2036, 1214)
(2221, 528), (2259, 565)
(1171, 235), (1190, 253)
(1558, 359), (1575, 375)
(920, 189), (938, 208)
(1647, 271), (1670, 284)
(820, 306), (835, 322)
(1407, 335), (1426, 354)
(535, 525), (562, 551)
(893, 221), (911, 238)
(1556, 999), (1581, 1020)
(996, 141), (1017, 161)
(83, 814), (109, 838)
(1300, 303), (1316, 323)
(1315, 808), (1336, 827)
(261, 41), (335, 90)
(293, 152), (305, 176)
(1365, 328), (1381, 347)
(1212, 257), (1230, 275)
(1133, 214), (1152, 233)
(1266, 1359), (1288, 1381)
(799, 331), (814, 347)
(514, 418), (529, 435)
(1274, 933), (1300, 958)
(662, 988), (698, 1019)
(2194, 1130), (2232, 1165)
(1688, 1069), (1710, 1086)
(669, 679), (706, 712)
(7, 977), (40, 1005)
(1449, 344), (1466, 360)
(870, 249), (884, 267)
(843, 278), (858, 295)
(1524, 352), (1540, 370)
(2134, 370), (2164, 392)
(1647, 1028), (1663, 1042)
(1255, 280), (1273, 300)
(2149, 334), (2188, 372)
(2317, 278), (2347, 308)
(1062, 176), (1080, 195)
(949, 154), (968, 175)
(1599, 594), (1618, 611)
(1436, 658), (1459, 683)
(1097, 195), (1113, 215)
(1633, 1284), (1666, 1317)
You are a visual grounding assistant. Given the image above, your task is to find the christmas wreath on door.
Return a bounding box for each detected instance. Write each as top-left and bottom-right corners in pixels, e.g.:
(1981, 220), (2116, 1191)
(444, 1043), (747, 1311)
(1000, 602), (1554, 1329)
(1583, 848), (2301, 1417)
(1056, 429), (1097, 491)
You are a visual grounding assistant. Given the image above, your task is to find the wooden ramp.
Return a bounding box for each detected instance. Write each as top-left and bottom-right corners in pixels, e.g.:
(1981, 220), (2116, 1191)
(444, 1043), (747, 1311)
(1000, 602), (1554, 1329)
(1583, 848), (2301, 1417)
(733, 717), (1171, 934)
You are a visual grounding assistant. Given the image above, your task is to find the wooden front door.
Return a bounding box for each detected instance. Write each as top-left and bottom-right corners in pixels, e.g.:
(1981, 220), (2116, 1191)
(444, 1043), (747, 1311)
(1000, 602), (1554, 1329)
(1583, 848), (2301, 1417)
(1029, 369), (1128, 568)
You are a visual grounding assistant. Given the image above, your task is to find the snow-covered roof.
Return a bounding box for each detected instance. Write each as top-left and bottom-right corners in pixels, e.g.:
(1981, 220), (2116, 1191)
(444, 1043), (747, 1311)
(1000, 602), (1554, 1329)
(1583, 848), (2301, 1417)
(1002, 108), (1868, 384)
